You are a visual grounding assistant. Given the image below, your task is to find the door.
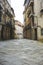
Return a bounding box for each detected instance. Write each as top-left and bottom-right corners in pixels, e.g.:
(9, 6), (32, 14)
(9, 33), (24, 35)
(35, 29), (37, 40)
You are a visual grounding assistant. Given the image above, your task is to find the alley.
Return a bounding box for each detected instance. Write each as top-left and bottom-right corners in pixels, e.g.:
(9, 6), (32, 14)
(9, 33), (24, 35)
(0, 39), (43, 65)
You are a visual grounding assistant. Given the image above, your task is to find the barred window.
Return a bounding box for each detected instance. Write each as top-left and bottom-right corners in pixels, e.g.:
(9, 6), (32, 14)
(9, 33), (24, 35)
(41, 28), (43, 35)
(0, 13), (2, 22)
(40, 0), (43, 8)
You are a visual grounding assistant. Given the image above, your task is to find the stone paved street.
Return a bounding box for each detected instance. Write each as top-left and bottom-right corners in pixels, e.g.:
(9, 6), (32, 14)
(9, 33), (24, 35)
(0, 39), (43, 65)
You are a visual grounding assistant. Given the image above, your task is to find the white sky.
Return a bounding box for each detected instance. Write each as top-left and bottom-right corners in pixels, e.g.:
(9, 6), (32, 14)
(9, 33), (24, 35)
(11, 0), (24, 24)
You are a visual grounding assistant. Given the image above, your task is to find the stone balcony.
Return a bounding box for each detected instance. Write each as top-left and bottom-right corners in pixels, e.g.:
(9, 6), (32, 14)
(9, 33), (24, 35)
(0, 0), (4, 9)
(5, 1), (14, 17)
(5, 8), (14, 17)
(0, 0), (14, 17)
(6, 7), (14, 17)
(29, 0), (34, 6)
(29, 12), (34, 18)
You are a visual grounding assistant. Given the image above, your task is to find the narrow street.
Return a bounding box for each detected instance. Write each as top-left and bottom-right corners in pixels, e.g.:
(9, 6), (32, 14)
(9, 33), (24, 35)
(0, 39), (43, 65)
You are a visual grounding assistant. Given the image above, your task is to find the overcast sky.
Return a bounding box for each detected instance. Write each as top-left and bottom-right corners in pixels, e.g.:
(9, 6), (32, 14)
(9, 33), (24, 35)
(11, 0), (24, 24)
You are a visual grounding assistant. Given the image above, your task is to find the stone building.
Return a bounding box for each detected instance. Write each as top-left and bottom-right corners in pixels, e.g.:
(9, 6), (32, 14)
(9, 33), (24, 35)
(23, 0), (31, 39)
(7, 0), (11, 5)
(14, 20), (24, 39)
(23, 0), (43, 40)
(0, 0), (15, 40)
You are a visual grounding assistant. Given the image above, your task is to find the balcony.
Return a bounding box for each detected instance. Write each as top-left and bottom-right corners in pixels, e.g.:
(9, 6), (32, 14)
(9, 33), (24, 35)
(29, 0), (34, 6)
(29, 12), (34, 18)
(0, 1), (4, 9)
(28, 9), (34, 18)
(0, 5), (2, 10)
(5, 7), (14, 17)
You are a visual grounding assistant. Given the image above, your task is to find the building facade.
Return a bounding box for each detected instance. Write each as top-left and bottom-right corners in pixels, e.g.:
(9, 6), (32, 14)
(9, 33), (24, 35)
(23, 0), (31, 39)
(15, 20), (24, 39)
(7, 0), (11, 5)
(23, 0), (43, 40)
(0, 0), (15, 40)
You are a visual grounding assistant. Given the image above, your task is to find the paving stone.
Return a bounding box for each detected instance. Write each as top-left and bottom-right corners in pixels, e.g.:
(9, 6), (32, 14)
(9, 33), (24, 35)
(0, 39), (43, 65)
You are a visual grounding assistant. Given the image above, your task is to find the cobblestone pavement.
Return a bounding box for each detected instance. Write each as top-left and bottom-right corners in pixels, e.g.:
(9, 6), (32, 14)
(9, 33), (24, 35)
(0, 39), (43, 65)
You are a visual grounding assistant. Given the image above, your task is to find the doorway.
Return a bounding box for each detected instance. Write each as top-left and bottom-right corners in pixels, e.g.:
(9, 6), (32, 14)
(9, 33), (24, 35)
(35, 28), (37, 40)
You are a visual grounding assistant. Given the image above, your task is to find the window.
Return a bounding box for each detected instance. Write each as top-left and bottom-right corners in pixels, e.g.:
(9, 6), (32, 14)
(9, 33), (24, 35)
(0, 17), (1, 22)
(0, 13), (2, 22)
(40, 0), (43, 15)
(41, 28), (43, 35)
(17, 33), (22, 35)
